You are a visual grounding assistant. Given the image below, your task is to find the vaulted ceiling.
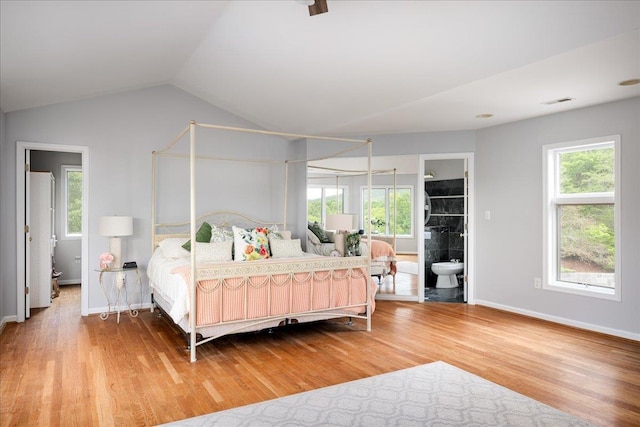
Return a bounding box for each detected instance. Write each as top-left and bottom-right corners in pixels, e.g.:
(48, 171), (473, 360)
(1, 1), (638, 136)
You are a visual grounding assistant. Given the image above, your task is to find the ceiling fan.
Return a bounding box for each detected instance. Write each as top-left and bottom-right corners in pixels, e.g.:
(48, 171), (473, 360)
(300, 0), (328, 16)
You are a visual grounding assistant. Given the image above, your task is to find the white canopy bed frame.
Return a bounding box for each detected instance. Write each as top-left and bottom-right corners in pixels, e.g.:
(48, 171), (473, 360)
(151, 121), (374, 362)
(307, 165), (399, 285)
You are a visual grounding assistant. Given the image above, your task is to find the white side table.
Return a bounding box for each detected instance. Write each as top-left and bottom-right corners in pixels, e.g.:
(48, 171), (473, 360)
(97, 267), (141, 324)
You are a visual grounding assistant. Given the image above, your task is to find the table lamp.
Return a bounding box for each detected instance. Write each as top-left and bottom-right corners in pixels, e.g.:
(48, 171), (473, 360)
(99, 215), (133, 269)
(326, 214), (355, 256)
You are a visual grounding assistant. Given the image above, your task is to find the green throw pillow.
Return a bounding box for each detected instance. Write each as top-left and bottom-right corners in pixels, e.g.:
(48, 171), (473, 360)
(308, 221), (330, 243)
(182, 222), (213, 251)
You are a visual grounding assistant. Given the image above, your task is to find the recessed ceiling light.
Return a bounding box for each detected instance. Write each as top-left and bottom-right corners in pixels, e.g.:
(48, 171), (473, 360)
(542, 97), (574, 105)
(475, 113), (493, 119)
(618, 78), (640, 86)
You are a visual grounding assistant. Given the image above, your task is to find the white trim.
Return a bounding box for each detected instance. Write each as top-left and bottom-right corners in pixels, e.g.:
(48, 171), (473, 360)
(0, 316), (17, 334)
(542, 135), (620, 301)
(419, 152), (475, 305)
(476, 299), (639, 342)
(16, 141), (90, 321)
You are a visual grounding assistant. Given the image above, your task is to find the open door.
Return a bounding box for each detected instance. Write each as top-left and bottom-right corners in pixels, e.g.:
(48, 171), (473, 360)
(24, 149), (31, 318)
(463, 158), (469, 303)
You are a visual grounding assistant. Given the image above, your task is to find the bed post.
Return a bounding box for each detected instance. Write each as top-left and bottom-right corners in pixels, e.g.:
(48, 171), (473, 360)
(189, 120), (198, 362)
(283, 160), (288, 231)
(366, 138), (373, 332)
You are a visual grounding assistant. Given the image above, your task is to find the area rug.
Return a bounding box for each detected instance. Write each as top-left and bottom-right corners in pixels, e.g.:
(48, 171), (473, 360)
(160, 361), (592, 426)
(396, 260), (419, 275)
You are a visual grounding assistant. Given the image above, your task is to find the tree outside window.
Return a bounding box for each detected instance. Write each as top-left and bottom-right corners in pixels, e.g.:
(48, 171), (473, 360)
(63, 165), (82, 237)
(543, 136), (619, 299)
(362, 186), (413, 236)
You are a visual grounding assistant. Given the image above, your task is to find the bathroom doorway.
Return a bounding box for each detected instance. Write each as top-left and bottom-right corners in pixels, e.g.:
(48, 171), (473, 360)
(419, 153), (474, 304)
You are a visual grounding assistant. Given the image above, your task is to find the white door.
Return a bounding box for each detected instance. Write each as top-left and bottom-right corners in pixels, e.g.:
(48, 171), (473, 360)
(29, 171), (54, 309)
(463, 159), (469, 302)
(25, 150), (31, 318)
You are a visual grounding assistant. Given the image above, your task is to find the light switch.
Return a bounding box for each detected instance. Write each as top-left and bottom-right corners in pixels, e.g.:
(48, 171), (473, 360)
(484, 210), (491, 220)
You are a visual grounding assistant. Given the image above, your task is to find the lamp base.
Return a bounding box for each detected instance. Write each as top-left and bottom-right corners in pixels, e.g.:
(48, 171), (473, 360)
(109, 237), (122, 270)
(333, 232), (346, 256)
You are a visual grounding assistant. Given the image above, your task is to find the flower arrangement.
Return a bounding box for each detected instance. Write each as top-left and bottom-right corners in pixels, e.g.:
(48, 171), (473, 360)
(99, 252), (114, 270)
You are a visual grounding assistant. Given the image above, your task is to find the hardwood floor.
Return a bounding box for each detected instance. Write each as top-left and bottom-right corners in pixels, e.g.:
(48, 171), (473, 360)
(1, 284), (639, 426)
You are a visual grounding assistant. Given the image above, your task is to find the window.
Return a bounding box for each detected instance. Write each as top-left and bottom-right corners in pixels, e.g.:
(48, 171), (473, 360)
(62, 165), (82, 238)
(307, 186), (347, 225)
(543, 136), (619, 300)
(361, 186), (413, 237)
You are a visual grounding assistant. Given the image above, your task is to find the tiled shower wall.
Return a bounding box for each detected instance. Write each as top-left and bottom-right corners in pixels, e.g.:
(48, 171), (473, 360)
(424, 179), (465, 286)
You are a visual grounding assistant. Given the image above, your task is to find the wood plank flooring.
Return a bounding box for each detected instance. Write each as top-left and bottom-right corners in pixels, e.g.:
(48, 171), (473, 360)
(1, 284), (639, 426)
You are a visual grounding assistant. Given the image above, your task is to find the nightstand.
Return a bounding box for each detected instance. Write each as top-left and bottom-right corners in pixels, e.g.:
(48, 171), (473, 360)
(96, 267), (141, 323)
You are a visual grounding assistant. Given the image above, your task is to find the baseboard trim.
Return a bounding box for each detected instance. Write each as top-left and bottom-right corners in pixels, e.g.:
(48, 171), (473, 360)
(58, 279), (81, 285)
(0, 315), (18, 334)
(476, 299), (640, 342)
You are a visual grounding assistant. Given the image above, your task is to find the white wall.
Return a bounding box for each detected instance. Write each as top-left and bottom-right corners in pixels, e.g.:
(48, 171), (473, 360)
(2, 84), (637, 339)
(1, 85), (291, 317)
(475, 97), (640, 338)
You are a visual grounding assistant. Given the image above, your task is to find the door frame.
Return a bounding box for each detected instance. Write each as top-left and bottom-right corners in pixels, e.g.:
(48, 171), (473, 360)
(16, 141), (89, 321)
(418, 152), (475, 304)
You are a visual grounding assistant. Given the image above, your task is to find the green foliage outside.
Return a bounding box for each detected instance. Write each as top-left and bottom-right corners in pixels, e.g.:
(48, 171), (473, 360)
(307, 191), (342, 224)
(67, 170), (83, 234)
(363, 188), (412, 235)
(308, 186), (412, 236)
(558, 148), (614, 272)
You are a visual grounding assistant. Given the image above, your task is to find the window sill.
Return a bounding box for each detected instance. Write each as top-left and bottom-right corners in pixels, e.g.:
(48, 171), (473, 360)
(544, 280), (619, 301)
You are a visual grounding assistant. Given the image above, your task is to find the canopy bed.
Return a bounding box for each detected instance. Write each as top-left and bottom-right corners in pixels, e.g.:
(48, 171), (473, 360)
(151, 121), (375, 362)
(307, 165), (399, 285)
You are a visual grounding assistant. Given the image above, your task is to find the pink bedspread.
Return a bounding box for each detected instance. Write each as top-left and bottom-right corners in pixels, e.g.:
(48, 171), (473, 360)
(363, 239), (397, 275)
(171, 263), (375, 327)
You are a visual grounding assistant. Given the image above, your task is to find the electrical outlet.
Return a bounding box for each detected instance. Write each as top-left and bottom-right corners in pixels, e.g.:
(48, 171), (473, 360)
(534, 277), (541, 289)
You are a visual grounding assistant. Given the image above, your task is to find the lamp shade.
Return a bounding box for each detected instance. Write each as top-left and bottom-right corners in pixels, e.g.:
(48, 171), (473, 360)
(326, 214), (355, 232)
(98, 216), (133, 237)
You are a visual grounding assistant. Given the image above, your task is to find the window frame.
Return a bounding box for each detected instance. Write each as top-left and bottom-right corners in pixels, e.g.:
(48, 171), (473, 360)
(542, 135), (620, 301)
(61, 164), (82, 239)
(360, 185), (414, 238)
(306, 185), (349, 225)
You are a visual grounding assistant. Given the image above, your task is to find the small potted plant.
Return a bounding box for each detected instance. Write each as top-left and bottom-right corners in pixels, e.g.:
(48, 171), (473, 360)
(370, 218), (386, 234)
(345, 232), (361, 256)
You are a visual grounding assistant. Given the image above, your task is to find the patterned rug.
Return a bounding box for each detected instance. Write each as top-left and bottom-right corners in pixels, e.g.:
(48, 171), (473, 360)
(160, 361), (592, 426)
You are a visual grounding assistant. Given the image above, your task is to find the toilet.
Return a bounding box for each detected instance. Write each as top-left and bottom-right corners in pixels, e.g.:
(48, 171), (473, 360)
(431, 261), (464, 288)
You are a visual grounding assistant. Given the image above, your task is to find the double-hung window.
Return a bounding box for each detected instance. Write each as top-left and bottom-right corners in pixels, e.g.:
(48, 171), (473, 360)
(543, 136), (620, 300)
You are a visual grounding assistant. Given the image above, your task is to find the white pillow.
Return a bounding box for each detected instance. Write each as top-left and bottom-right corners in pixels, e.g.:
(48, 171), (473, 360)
(195, 240), (233, 263)
(158, 238), (189, 259)
(270, 238), (305, 258)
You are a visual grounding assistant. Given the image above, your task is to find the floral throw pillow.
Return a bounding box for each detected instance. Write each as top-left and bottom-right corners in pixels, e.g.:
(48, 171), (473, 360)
(210, 224), (233, 243)
(232, 226), (271, 261)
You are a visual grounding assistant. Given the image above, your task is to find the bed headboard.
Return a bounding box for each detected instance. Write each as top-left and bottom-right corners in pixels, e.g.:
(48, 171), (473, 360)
(152, 210), (288, 247)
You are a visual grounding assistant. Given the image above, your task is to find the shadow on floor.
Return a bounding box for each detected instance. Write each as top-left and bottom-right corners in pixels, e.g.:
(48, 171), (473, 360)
(425, 286), (464, 303)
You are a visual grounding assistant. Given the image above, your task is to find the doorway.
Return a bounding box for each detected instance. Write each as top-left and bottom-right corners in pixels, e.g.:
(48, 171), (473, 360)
(419, 153), (474, 304)
(16, 142), (89, 321)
